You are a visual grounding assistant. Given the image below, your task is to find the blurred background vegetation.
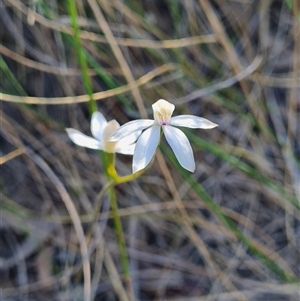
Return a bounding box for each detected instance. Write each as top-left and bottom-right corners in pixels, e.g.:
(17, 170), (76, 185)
(1, 0), (299, 300)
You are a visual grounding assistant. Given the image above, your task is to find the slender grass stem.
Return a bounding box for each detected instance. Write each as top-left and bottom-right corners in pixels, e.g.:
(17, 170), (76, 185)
(68, 0), (97, 114)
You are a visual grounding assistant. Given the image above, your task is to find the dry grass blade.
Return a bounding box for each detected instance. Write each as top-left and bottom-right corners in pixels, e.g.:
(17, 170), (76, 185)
(0, 147), (24, 165)
(0, 64), (175, 104)
(0, 45), (97, 76)
(6, 0), (216, 49)
(103, 247), (130, 301)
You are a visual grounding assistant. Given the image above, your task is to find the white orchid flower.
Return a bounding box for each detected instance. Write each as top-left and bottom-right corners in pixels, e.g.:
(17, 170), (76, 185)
(109, 99), (218, 173)
(66, 111), (139, 155)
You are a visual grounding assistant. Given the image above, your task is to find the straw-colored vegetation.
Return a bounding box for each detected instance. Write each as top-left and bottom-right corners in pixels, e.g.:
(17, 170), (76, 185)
(1, 0), (299, 300)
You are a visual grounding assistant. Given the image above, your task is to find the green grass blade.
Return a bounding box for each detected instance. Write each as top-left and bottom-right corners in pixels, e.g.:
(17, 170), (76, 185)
(67, 0), (97, 114)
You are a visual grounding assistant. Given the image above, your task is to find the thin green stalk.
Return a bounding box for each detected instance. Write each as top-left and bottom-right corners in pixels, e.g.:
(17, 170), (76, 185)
(101, 152), (133, 297)
(108, 183), (130, 277)
(102, 151), (152, 279)
(68, 0), (97, 114)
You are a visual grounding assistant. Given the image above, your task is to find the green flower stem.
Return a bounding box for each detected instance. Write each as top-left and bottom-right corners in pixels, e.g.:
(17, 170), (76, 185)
(108, 164), (148, 184)
(108, 182), (130, 276)
(104, 150), (149, 184)
(68, 0), (97, 114)
(101, 152), (150, 280)
(101, 152), (134, 295)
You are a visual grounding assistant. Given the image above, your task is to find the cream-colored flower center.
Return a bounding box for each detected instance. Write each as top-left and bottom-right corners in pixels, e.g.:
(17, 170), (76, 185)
(152, 99), (175, 126)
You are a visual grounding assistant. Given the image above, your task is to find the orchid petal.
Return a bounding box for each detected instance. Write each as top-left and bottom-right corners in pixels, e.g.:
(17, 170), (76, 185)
(109, 119), (155, 141)
(163, 126), (195, 172)
(170, 115), (218, 129)
(114, 143), (136, 155)
(106, 126), (141, 154)
(120, 130), (142, 145)
(66, 128), (102, 150)
(113, 130), (142, 155)
(133, 125), (161, 173)
(91, 112), (107, 140)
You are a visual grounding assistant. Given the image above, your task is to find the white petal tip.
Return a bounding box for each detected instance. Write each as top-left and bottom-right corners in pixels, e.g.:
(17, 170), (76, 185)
(180, 160), (195, 172)
(186, 166), (196, 172)
(132, 166), (142, 174)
